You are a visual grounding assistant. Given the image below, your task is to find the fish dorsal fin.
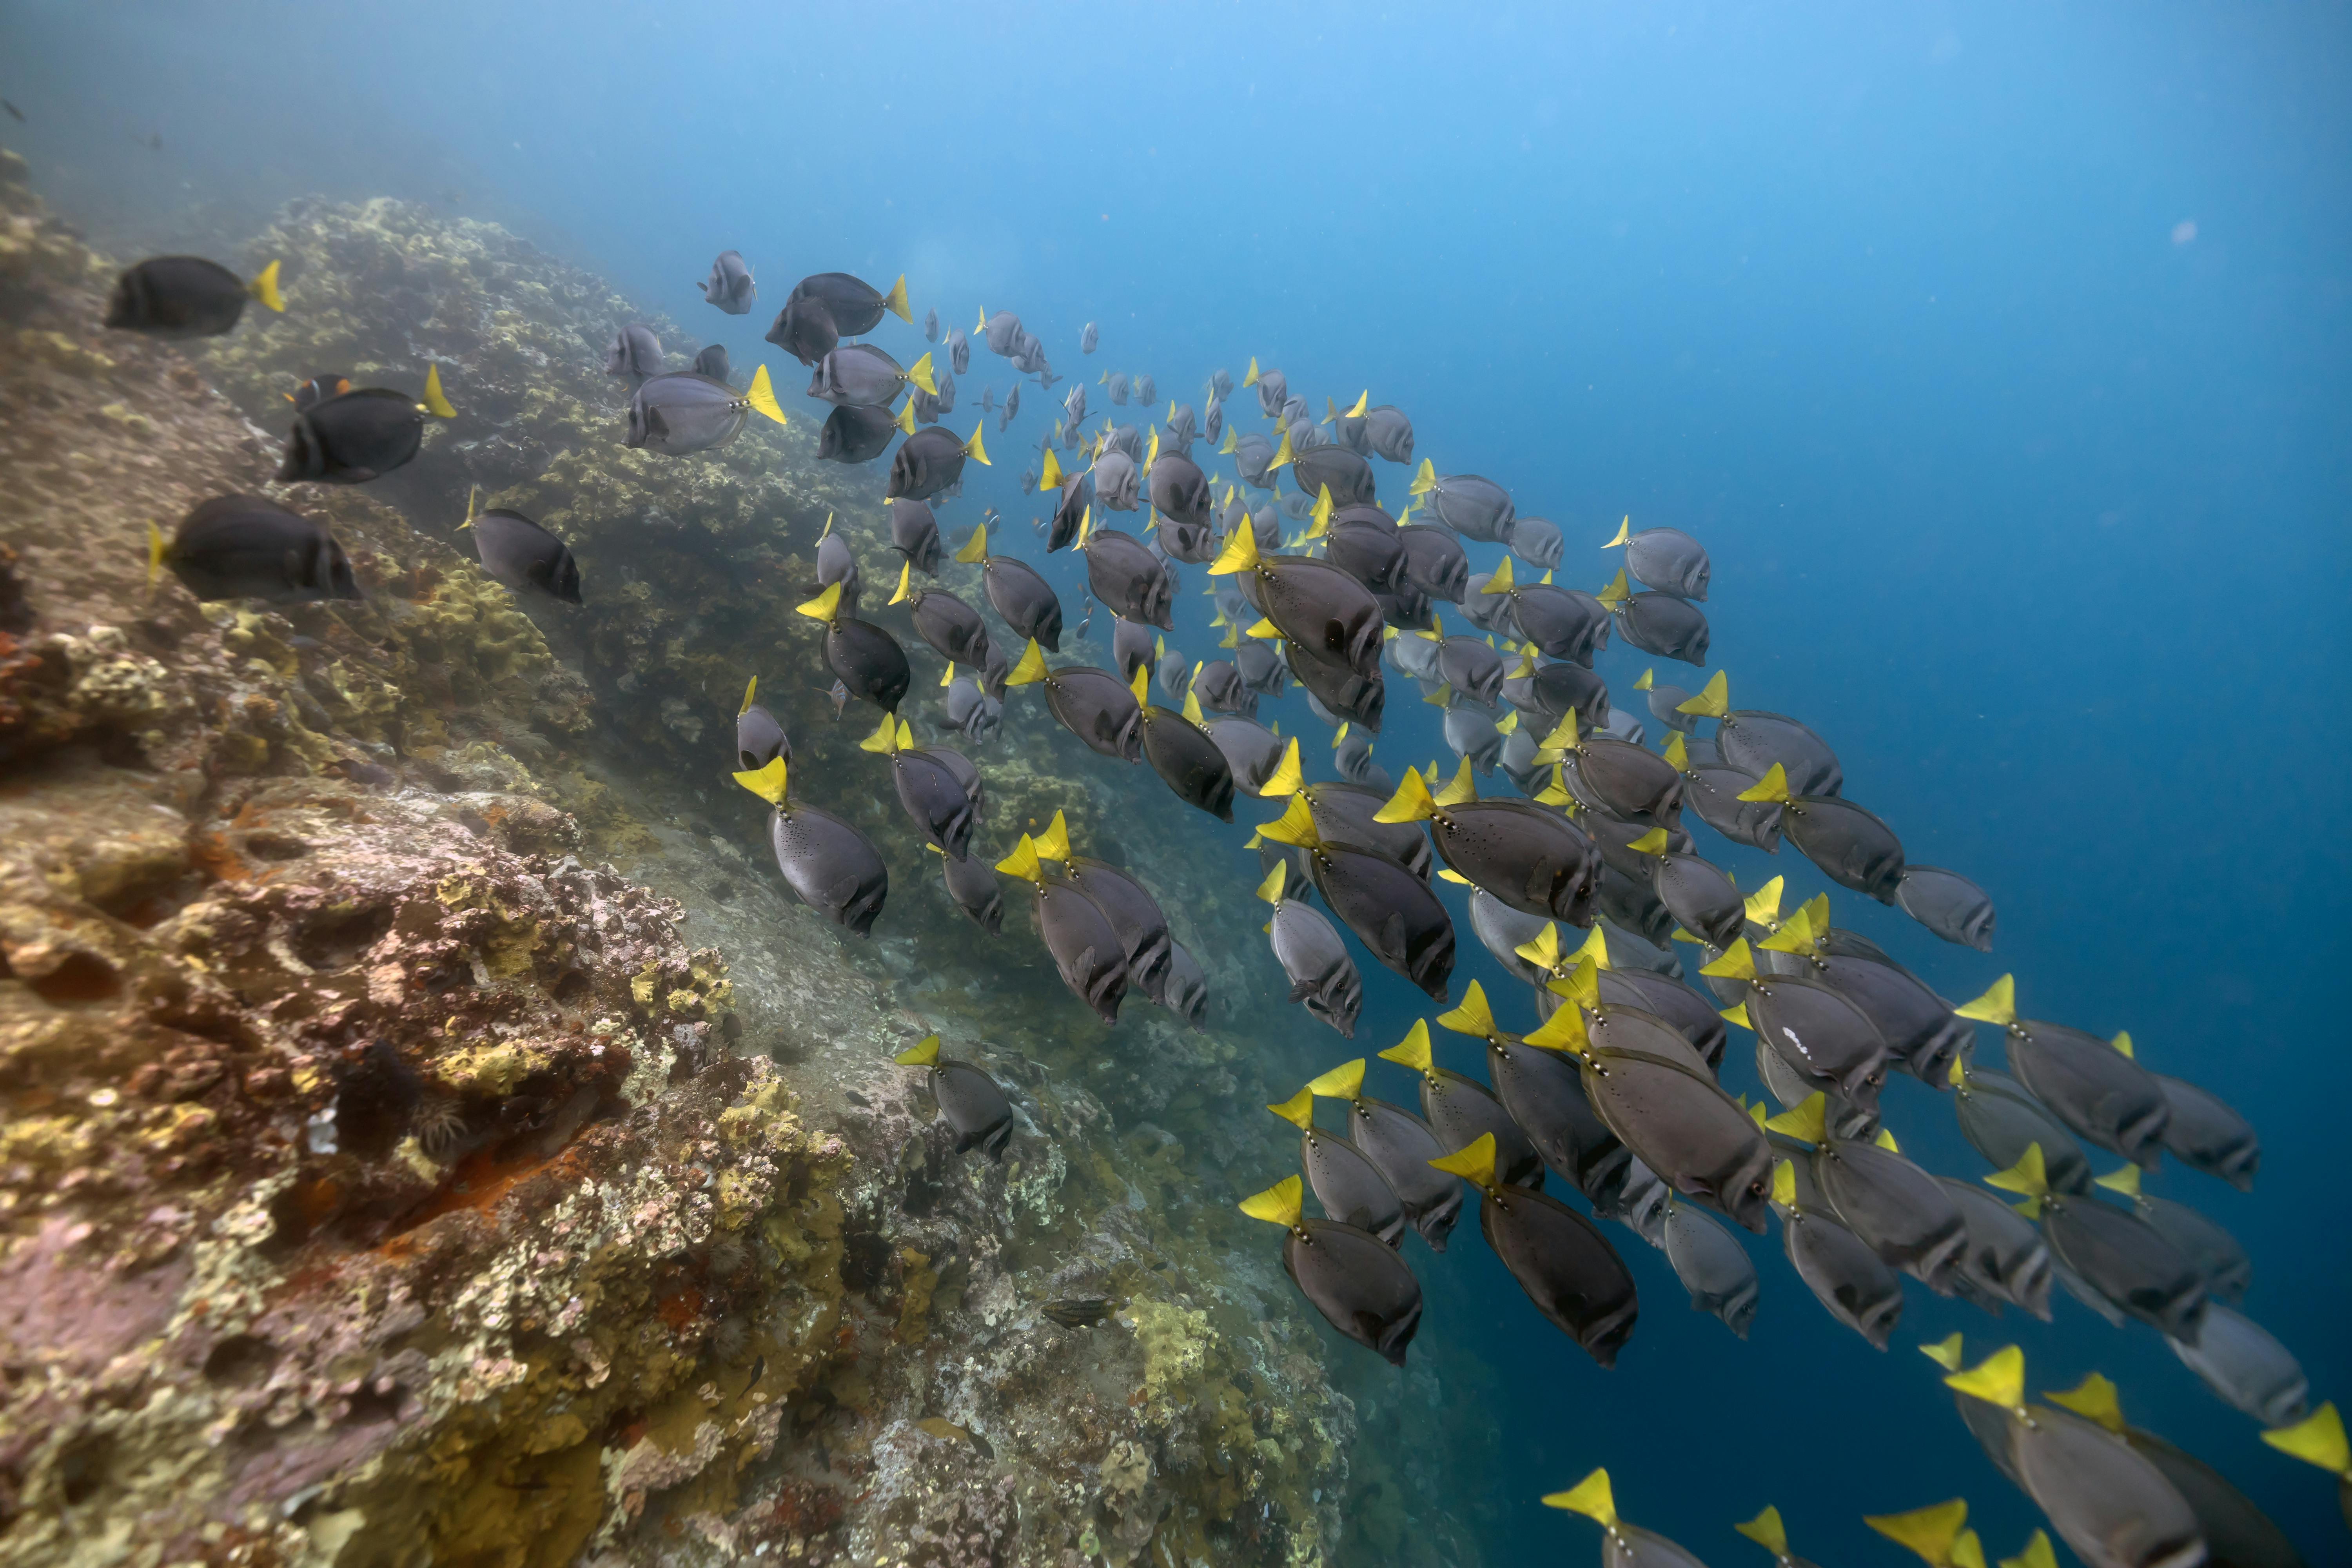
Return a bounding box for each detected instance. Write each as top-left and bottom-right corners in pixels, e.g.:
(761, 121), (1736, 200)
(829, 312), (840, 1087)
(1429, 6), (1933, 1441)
(1330, 721), (1348, 748)
(907, 351), (936, 395)
(1307, 1058), (1366, 1100)
(1734, 1506), (1788, 1558)
(1736, 763), (1790, 805)
(2109, 1029), (2134, 1058)
(1627, 827), (1670, 855)
(1256, 793), (1323, 849)
(1433, 757), (1478, 807)
(1513, 924), (1563, 973)
(882, 275), (911, 322)
(1237, 1174), (1303, 1227)
(1374, 767), (1438, 824)
(964, 421), (990, 465)
(1242, 356), (1259, 388)
(1039, 449), (1063, 492)
(1771, 1159), (1796, 1205)
(1255, 862), (1287, 904)
(1182, 690), (1206, 724)
(1260, 737), (1303, 798)
(993, 835), (1044, 883)
(1267, 1087), (1313, 1129)
(1482, 556), (1515, 593)
(1661, 731), (1689, 770)
(1920, 1332), (1965, 1371)
(1700, 938), (1757, 982)
(1945, 1345), (2026, 1414)
(1007, 639), (1051, 687)
(1209, 514), (1261, 575)
(1765, 1092), (1827, 1145)
(857, 713), (899, 755)
(795, 581), (843, 623)
(1604, 516), (1631, 548)
(1955, 975), (2017, 1026)
(2093, 1163), (2142, 1197)
(1998, 1531), (2056, 1568)
(1864, 1500), (1971, 1567)
(421, 363), (457, 419)
(739, 675), (758, 715)
(889, 559), (914, 604)
(1633, 667), (1654, 691)
(1597, 566), (1631, 607)
(1409, 458), (1437, 497)
(733, 755), (789, 806)
(1677, 670), (1729, 718)
(1984, 1142), (2049, 1201)
(1378, 1019), (1434, 1075)
(955, 523), (989, 563)
(1428, 1131), (1497, 1187)
(1033, 810), (1071, 864)
(2260, 1403), (2351, 1475)
(893, 1034), (942, 1067)
(1345, 389), (1368, 417)
(2044, 1372), (2126, 1434)
(1436, 980), (1496, 1041)
(1541, 1468), (1615, 1530)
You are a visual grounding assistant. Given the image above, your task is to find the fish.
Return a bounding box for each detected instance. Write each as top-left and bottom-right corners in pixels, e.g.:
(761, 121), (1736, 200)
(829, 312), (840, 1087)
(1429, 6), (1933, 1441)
(1243, 359), (1289, 418)
(1508, 516), (1565, 570)
(817, 403), (897, 463)
(692, 343), (732, 383)
(1191, 659), (1254, 717)
(1664, 737), (1784, 851)
(1771, 1159), (1904, 1346)
(1952, 1058), (2096, 1195)
(1376, 762), (1593, 921)
(145, 494), (359, 606)
(1381, 1016), (1545, 1192)
(1482, 560), (1610, 664)
(955, 524), (1063, 650)
(1942, 1347), (2209, 1568)
(1408, 468), (1514, 542)
(733, 757), (888, 935)
(1135, 687), (1236, 821)
(1205, 716), (1290, 794)
(1132, 373), (1156, 406)
(1080, 524), (1174, 629)
(1257, 795), (1455, 1000)
(824, 679), (852, 718)
(1333, 728), (1389, 791)
(815, 518), (861, 610)
(893, 1034), (1013, 1158)
(104, 254), (284, 338)
(289, 372), (352, 410)
(943, 671), (1002, 744)
(1160, 939), (1209, 1029)
(1079, 321), (1099, 354)
(998, 382), (1021, 432)
(1239, 1175), (1423, 1365)
(1306, 1059), (1465, 1250)
(460, 492), (581, 604)
(887, 421), (990, 501)
(1108, 617), (1154, 682)
(277, 375), (455, 483)
(1234, 639), (1287, 699)
(2092, 1164), (2249, 1304)
(1661, 1197), (1759, 1338)
(1956, 977), (2171, 1166)
(995, 835), (1129, 1023)
(1396, 524), (1470, 603)
(1154, 650), (1191, 701)
(1280, 439), (1377, 512)
(1104, 370), (1130, 405)
(1269, 1087), (1401, 1240)
(1276, 777), (1433, 879)
(1708, 940), (1891, 1114)
(606, 323), (664, 380)
(2169, 1299), (2308, 1426)
(1593, 569), (1711, 664)
(1985, 1147), (2208, 1343)
(1034, 813), (1173, 1001)
(2152, 1074), (2258, 1191)
(1230, 430), (1279, 490)
(858, 715), (976, 858)
(1732, 763), (1904, 900)
(1041, 1298), (1111, 1329)
(1938, 1177), (2056, 1319)
(1210, 522), (1383, 679)
(1895, 865), (1997, 952)
(735, 678), (789, 772)
(1676, 673), (1843, 795)
(792, 271), (911, 338)
(1062, 382), (1088, 428)
(1429, 1132), (1638, 1367)
(889, 498), (944, 576)
(1617, 827), (1742, 949)
(1004, 640), (1140, 761)
(1321, 393), (1370, 455)
(920, 305), (940, 342)
(935, 842), (1004, 933)
(627, 366), (788, 456)
(979, 308), (1025, 356)
(1149, 450), (1213, 530)
(1361, 404), (1415, 464)
(931, 367), (956, 414)
(1769, 1094), (1965, 1292)
(887, 562), (992, 670)
(1257, 863), (1363, 1035)
(809, 343), (936, 407)
(794, 583), (911, 713)
(1545, 1470), (1714, 1568)
(1091, 447), (1142, 512)
(1604, 518), (1711, 601)
(699, 250), (756, 314)
(1534, 710), (1682, 821)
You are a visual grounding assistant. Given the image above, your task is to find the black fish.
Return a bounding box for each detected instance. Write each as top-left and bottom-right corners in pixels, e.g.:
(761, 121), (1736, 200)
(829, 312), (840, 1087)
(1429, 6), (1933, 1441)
(818, 403), (897, 463)
(1240, 1176), (1423, 1365)
(766, 295), (839, 365)
(1307, 1060), (1465, 1250)
(888, 564), (992, 669)
(1432, 1132), (1639, 1367)
(1138, 697), (1237, 821)
(860, 717), (976, 858)
(733, 758), (888, 936)
(1259, 795), (1454, 1001)
(1005, 642), (1140, 760)
(795, 583), (911, 713)
(956, 523), (1063, 649)
(1376, 765), (1593, 921)
(289, 371), (351, 410)
(893, 1034), (1012, 1158)
(463, 497), (581, 604)
(1080, 526), (1174, 629)
(277, 386), (434, 484)
(104, 255), (283, 338)
(1268, 1087), (1403, 1243)
(937, 844), (1004, 933)
(997, 836), (1129, 1022)
(148, 495), (358, 604)
(887, 423), (990, 501)
(788, 271), (910, 337)
(1396, 525), (1469, 603)
(890, 497), (944, 575)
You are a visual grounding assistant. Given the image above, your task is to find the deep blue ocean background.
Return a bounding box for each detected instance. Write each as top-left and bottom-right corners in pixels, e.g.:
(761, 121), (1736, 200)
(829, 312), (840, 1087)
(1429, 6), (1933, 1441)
(7, 3), (2347, 1561)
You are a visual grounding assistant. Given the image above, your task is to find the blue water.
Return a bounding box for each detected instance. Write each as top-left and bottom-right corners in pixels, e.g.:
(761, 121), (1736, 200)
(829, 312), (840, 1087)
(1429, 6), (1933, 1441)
(10, 2), (2348, 1561)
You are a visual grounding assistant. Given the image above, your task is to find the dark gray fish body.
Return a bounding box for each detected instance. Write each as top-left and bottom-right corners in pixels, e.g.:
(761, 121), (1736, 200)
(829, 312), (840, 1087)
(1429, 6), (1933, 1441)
(791, 272), (898, 336)
(817, 403), (896, 463)
(737, 705), (788, 772)
(1957, 1066), (2096, 1194)
(926, 1057), (1013, 1158)
(816, 531), (861, 609)
(1334, 730), (1388, 791)
(2121, 1427), (2306, 1568)
(1491, 1038), (1631, 1201)
(1252, 559), (1384, 681)
(922, 306), (939, 342)
(1566, 736), (1682, 820)
(1523, 661), (1612, 726)
(1327, 517), (1408, 594)
(1811, 1137), (1966, 1292)
(469, 508), (580, 604)
(1428, 801), (1595, 923)
(1782, 795), (1906, 902)
(1596, 863), (1677, 949)
(1029, 872), (1129, 1023)
(1662, 1198), (1760, 1337)
(809, 343), (913, 407)
(1433, 637), (1506, 705)
(1397, 525), (1469, 602)
(999, 383), (1020, 430)
(1579, 1033), (1774, 1232)
(1063, 856), (1172, 1003)
(1428, 474), (1514, 542)
(1158, 517), (1217, 564)
(1289, 445), (1376, 508)
(768, 805), (888, 936)
(1233, 432), (1279, 490)
(1790, 946), (1971, 1086)
(1466, 889), (1551, 984)
(1443, 706), (1504, 775)
(1133, 706), (1233, 821)
(1508, 517), (1565, 570)
(1092, 449), (1141, 511)
(2003, 1018), (2171, 1167)
(1938, 1176), (2055, 1319)
(906, 585), (993, 669)
(1270, 900), (1361, 1036)
(1079, 321), (1099, 354)
(1300, 784), (1430, 879)
(1040, 665), (1141, 760)
(2042, 1190), (2208, 1342)
(2154, 1074), (2258, 1191)
(2169, 1302), (2304, 1426)
(1201, 396), (1223, 446)
(1646, 682), (1695, 732)
(693, 343), (732, 383)
(1253, 367), (1289, 417)
(766, 296), (838, 365)
(887, 426), (975, 500)
(278, 387), (423, 483)
(821, 617), (911, 712)
(1191, 659), (1252, 717)
(701, 250), (756, 315)
(1612, 591), (1710, 664)
(944, 673), (1002, 744)
(155, 495), (360, 606)
(1745, 971), (1889, 1114)
(103, 255), (258, 338)
(606, 323), (664, 379)
(627, 372), (755, 456)
(1342, 1097), (1464, 1250)
(1476, 1181), (1639, 1366)
(1624, 527), (1710, 600)
(1716, 710), (1842, 796)
(1233, 639), (1287, 698)
(1148, 451), (1212, 527)
(1205, 717), (1286, 793)
(1895, 866), (1996, 951)
(1062, 382), (1088, 426)
(1130, 373), (1155, 406)
(1299, 1127), (1402, 1241)
(1325, 401), (1370, 454)
(1110, 616), (1154, 681)
(1281, 1218), (1423, 1366)
(1162, 940), (1208, 1028)
(1041, 473), (1087, 551)
(2133, 1191), (2249, 1304)
(939, 846), (1004, 933)
(1300, 840), (1456, 1000)
(2005, 1402), (2209, 1568)
(1165, 403), (1198, 443)
(1105, 372), (1129, 405)
(1511, 586), (1611, 664)
(1680, 762), (1783, 851)
(1781, 1200), (1903, 1347)
(947, 328), (970, 375)
(931, 369), (955, 414)
(1459, 573), (1520, 635)
(890, 499), (943, 575)
(1082, 529), (1174, 628)
(1362, 405), (1414, 463)
(1154, 651), (1191, 699)
(1421, 1067), (1545, 1191)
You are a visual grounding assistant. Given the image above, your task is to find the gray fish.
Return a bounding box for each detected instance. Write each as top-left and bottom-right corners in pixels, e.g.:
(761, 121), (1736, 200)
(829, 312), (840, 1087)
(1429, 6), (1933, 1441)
(1458, 572), (1519, 635)
(1325, 515), (1408, 595)
(1013, 855), (1130, 1023)
(1081, 528), (1174, 628)
(1162, 939), (1209, 1028)
(466, 505), (580, 604)
(868, 730), (976, 860)
(1271, 1094), (1401, 1242)
(278, 387), (423, 483)
(1661, 1197), (1759, 1338)
(944, 673), (1001, 744)
(1334, 728), (1388, 791)
(736, 701), (788, 773)
(700, 250), (756, 315)
(1058, 852), (1173, 1004)
(1508, 516), (1564, 570)
(897, 1036), (1013, 1158)
(1131, 373), (1155, 406)
(793, 271), (910, 338)
(1309, 1063), (1464, 1250)
(1206, 717), (1288, 792)
(628, 370), (776, 456)
(150, 495), (358, 604)
(947, 327), (970, 376)
(1607, 588), (1711, 664)
(1572, 1022), (1775, 1233)
(1261, 1199), (1424, 1366)
(1362, 404), (1415, 464)
(1421, 473), (1514, 542)
(1396, 782), (1594, 922)
(887, 424), (989, 501)
(1396, 525), (1470, 602)
(1961, 988), (2171, 1167)
(1154, 650), (1191, 699)
(1746, 775), (1905, 902)
(1447, 1142), (1637, 1367)
(1519, 661), (1611, 728)
(1955, 1062), (2096, 1194)
(937, 844), (1004, 933)
(1800, 1118), (1967, 1293)
(796, 586), (910, 712)
(1508, 584), (1611, 665)
(1263, 875), (1363, 1036)
(1443, 706), (1503, 774)
(1431, 635), (1506, 705)
(1323, 396), (1370, 454)
(1283, 642), (1385, 731)
(890, 498), (944, 575)
(693, 343), (732, 383)
(893, 573), (992, 670)
(1788, 943), (1971, 1087)
(1149, 450), (1212, 528)
(1233, 639), (1287, 697)
(1104, 371), (1129, 405)
(1548, 722), (1682, 820)
(1482, 1018), (1632, 1205)
(766, 295), (838, 365)
(2097, 1166), (2250, 1303)
(1292, 782), (1430, 880)
(2168, 1301), (2306, 1425)
(1080, 321), (1099, 354)
(1202, 396), (1223, 446)
(816, 528), (862, 610)
(104, 254), (283, 338)
(1938, 1176), (2055, 1319)
(999, 382), (1020, 430)
(1286, 443), (1377, 509)
(931, 368), (956, 414)
(1138, 703), (1236, 820)
(2153, 1074), (2258, 1191)
(923, 305), (940, 342)
(1091, 448), (1141, 511)
(2112, 1423), (2307, 1568)
(1710, 709), (1843, 797)
(1950, 1379), (2207, 1568)
(1232, 431), (1279, 490)
(1676, 757), (1784, 852)
(606, 323), (664, 380)
(1266, 802), (1458, 1000)
(1382, 626), (1443, 682)
(1610, 522), (1711, 601)
(1251, 365), (1289, 417)
(980, 309), (1024, 356)
(1466, 890), (1552, 984)
(1062, 382), (1088, 426)
(1102, 423), (1143, 461)
(1596, 862), (1677, 949)
(1645, 680), (1695, 733)
(1894, 866), (1996, 952)
(735, 762), (888, 936)
(1779, 1190), (1903, 1347)
(1731, 957), (1891, 1114)
(809, 343), (929, 407)
(1110, 616), (1155, 681)
(817, 403), (896, 463)
(2013, 1165), (2209, 1342)
(1192, 659), (1253, 717)
(1166, 403), (1198, 443)
(1008, 648), (1140, 760)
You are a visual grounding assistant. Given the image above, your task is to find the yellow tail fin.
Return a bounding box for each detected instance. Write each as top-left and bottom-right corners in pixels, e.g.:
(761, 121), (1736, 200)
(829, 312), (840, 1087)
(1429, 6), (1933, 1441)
(907, 351), (937, 395)
(895, 399), (917, 436)
(1955, 975), (2016, 1026)
(889, 559), (913, 605)
(1436, 980), (1496, 1041)
(1945, 1345), (2027, 1413)
(1409, 458), (1436, 497)
(1255, 793), (1322, 849)
(1765, 1092), (1828, 1144)
(1006, 639), (1050, 687)
(964, 422), (990, 465)
(994, 834), (1043, 882)
(1243, 357), (1259, 388)
(1863, 1500), (1973, 1568)
(1735, 1507), (1789, 1559)
(1700, 938), (1757, 982)
(1033, 809), (1071, 863)
(1218, 426), (1238, 454)
(1541, 1469), (1616, 1529)
(1428, 1131), (1497, 1186)
(1374, 766), (1438, 824)
(883, 274), (911, 323)
(247, 258), (285, 312)
(1267, 1087), (1314, 1129)
(1128, 663), (1149, 707)
(145, 520), (168, 587)
(2259, 1402), (2350, 1475)
(2044, 1372), (2126, 1434)
(1238, 1174), (1303, 1227)
(1597, 566), (1632, 607)
(420, 363), (456, 419)
(1269, 427), (1294, 471)
(1040, 449), (1063, 492)
(1255, 862), (1287, 904)
(733, 755), (790, 806)
(1920, 1332), (1965, 1371)
(1984, 1143), (2050, 1201)
(1378, 1019), (1434, 1073)
(955, 523), (989, 563)
(1676, 670), (1728, 718)
(857, 712), (899, 754)
(1209, 513), (1261, 575)
(1481, 557), (1515, 594)
(1345, 389), (1368, 417)
(1259, 737), (1303, 797)
(1604, 516), (1631, 548)
(893, 1034), (942, 1067)
(1735, 763), (1790, 804)
(794, 582), (843, 622)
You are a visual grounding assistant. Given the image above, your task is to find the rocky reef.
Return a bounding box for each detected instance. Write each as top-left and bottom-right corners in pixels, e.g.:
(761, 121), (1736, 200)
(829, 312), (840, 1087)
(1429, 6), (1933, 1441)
(0, 152), (1498, 1567)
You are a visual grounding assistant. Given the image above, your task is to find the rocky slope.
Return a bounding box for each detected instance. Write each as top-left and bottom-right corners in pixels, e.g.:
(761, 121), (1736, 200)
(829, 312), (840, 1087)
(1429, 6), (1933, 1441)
(0, 152), (1498, 1568)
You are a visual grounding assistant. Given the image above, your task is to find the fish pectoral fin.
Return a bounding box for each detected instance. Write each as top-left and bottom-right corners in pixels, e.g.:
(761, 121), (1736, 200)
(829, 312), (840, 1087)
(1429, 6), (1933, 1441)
(819, 872), (864, 913)
(1287, 977), (1319, 1004)
(1378, 909), (1409, 960)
